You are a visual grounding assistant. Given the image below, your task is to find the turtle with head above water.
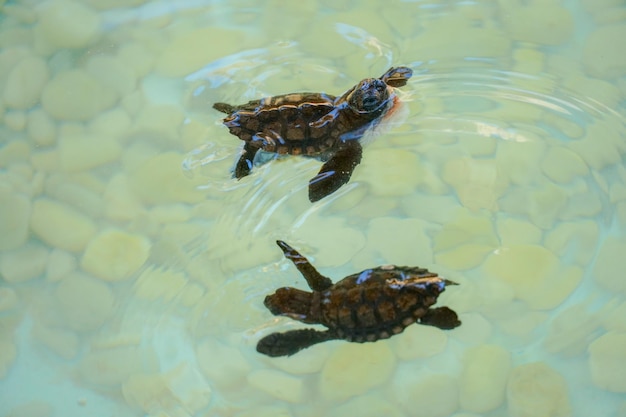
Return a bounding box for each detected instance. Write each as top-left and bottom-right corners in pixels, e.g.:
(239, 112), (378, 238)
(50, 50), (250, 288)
(256, 240), (461, 357)
(213, 67), (413, 202)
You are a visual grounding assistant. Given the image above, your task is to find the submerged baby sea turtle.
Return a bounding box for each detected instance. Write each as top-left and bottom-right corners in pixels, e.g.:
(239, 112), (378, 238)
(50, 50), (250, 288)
(256, 240), (461, 357)
(213, 67), (413, 202)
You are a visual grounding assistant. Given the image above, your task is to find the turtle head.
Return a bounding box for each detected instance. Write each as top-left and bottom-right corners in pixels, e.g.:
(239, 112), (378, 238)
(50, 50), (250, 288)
(347, 78), (390, 113)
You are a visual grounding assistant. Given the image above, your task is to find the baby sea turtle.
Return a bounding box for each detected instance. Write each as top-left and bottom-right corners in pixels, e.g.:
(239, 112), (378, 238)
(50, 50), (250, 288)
(256, 240), (461, 357)
(213, 67), (413, 202)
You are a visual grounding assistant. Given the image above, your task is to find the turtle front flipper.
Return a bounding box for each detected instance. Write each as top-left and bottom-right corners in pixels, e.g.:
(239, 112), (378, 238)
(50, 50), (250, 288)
(213, 102), (235, 114)
(379, 67), (413, 87)
(419, 306), (461, 330)
(256, 329), (335, 357)
(308, 140), (363, 202)
(234, 142), (259, 179)
(276, 240), (333, 291)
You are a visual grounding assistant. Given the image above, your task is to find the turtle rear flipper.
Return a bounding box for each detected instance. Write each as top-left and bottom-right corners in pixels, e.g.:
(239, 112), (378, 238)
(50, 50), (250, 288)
(256, 329), (335, 357)
(419, 306), (461, 330)
(276, 240), (333, 291)
(308, 140), (362, 202)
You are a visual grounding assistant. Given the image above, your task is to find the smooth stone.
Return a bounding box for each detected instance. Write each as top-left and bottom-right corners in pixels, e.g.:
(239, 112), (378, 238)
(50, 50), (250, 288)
(129, 152), (207, 205)
(33, 323), (79, 359)
(450, 313), (493, 346)
(541, 146), (589, 183)
(88, 108), (132, 138)
(435, 244), (494, 270)
(4, 402), (52, 417)
(366, 217), (433, 266)
(496, 217), (542, 246)
(0, 243), (48, 283)
(0, 191), (30, 250)
(483, 244), (560, 305)
(593, 237), (626, 292)
(0, 287), (18, 312)
(4, 56), (49, 110)
(543, 302), (600, 356)
(156, 27), (245, 77)
(41, 69), (117, 121)
(545, 221), (599, 265)
(86, 55), (136, 97)
(121, 372), (169, 414)
(442, 157), (500, 211)
(30, 198), (97, 252)
(327, 394), (405, 417)
(197, 338), (251, 388)
(393, 373), (459, 417)
(27, 108), (57, 146)
(569, 122), (623, 171)
(583, 24), (626, 79)
(45, 249), (77, 282)
(37, 0), (101, 49)
(433, 209), (499, 252)
(496, 140), (546, 186)
(502, 4), (573, 45)
(117, 41), (156, 78)
(357, 148), (424, 197)
(0, 140), (31, 167)
(247, 369), (305, 403)
(104, 174), (145, 221)
(79, 346), (159, 386)
(81, 230), (151, 282)
(393, 324), (447, 361)
(59, 130), (122, 173)
(0, 340), (17, 379)
(507, 362), (571, 417)
(589, 332), (626, 392)
(460, 345), (511, 413)
(132, 104), (184, 141)
(527, 265), (582, 310)
(319, 342), (395, 402)
(133, 268), (187, 302)
(4, 110), (27, 131)
(55, 272), (115, 332)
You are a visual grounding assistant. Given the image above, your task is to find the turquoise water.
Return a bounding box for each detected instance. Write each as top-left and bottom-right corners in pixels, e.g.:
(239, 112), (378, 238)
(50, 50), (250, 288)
(1, 0), (626, 416)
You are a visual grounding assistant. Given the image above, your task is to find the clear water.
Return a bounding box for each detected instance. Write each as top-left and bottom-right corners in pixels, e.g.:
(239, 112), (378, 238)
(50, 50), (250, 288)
(1, 0), (625, 416)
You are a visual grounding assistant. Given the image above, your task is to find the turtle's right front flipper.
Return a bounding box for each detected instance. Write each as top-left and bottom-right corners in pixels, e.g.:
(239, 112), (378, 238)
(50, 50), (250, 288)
(234, 142), (259, 179)
(308, 140), (362, 202)
(256, 329), (335, 357)
(276, 240), (333, 291)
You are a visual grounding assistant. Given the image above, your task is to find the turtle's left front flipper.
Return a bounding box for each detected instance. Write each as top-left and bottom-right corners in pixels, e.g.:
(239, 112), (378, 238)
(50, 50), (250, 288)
(257, 329), (335, 357)
(308, 140), (362, 202)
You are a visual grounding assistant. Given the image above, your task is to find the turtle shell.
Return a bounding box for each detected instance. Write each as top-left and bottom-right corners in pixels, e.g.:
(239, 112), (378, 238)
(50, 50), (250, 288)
(316, 265), (449, 342)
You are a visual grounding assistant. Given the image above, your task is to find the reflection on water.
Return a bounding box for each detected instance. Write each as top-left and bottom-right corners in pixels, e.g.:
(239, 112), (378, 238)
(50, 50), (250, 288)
(1, 0), (626, 416)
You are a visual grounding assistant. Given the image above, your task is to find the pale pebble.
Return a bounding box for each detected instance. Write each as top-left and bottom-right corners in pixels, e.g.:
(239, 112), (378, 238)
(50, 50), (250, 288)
(502, 4), (573, 45)
(541, 146), (589, 183)
(358, 148), (424, 197)
(526, 182), (568, 229)
(59, 131), (122, 172)
(41, 69), (117, 121)
(496, 217), (542, 246)
(104, 174), (145, 221)
(0, 242), (48, 283)
(327, 394), (405, 417)
(0, 192), (31, 250)
(450, 312), (493, 346)
(507, 362), (571, 417)
(4, 56), (49, 110)
(434, 244), (494, 270)
(86, 55), (137, 97)
(545, 220), (599, 265)
(163, 364), (212, 414)
(602, 301), (626, 332)
(561, 190), (603, 220)
(433, 209), (499, 252)
(583, 24), (626, 79)
(593, 237), (626, 292)
(55, 272), (115, 332)
(459, 344), (511, 413)
(393, 373), (459, 417)
(148, 239), (189, 270)
(569, 136), (621, 172)
(129, 152), (207, 205)
(30, 149), (60, 172)
(178, 282), (205, 307)
(81, 230), (151, 282)
(366, 217), (433, 265)
(496, 139), (546, 186)
(27, 108), (57, 146)
(543, 302), (600, 356)
(33, 323), (79, 359)
(88, 108), (132, 137)
(319, 342), (395, 402)
(247, 369), (305, 403)
(499, 311), (550, 340)
(133, 268), (187, 301)
(442, 157), (501, 211)
(512, 47), (545, 75)
(4, 402), (52, 417)
(79, 345), (159, 386)
(610, 183), (626, 203)
(483, 244), (560, 305)
(156, 27), (245, 77)
(197, 338), (252, 388)
(133, 104), (185, 140)
(117, 42), (156, 78)
(400, 194), (459, 225)
(0, 140), (31, 166)
(0, 287), (18, 311)
(393, 324), (447, 361)
(121, 373), (169, 414)
(45, 249), (77, 282)
(149, 205), (191, 224)
(542, 112), (585, 139)
(589, 332), (626, 392)
(299, 19), (358, 59)
(0, 339), (17, 379)
(30, 198), (97, 252)
(4, 110), (27, 131)
(37, 0), (101, 49)
(458, 134), (497, 156)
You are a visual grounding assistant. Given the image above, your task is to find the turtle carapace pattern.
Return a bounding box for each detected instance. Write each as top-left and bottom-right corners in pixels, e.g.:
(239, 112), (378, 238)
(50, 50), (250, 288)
(256, 240), (461, 357)
(213, 67), (413, 202)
